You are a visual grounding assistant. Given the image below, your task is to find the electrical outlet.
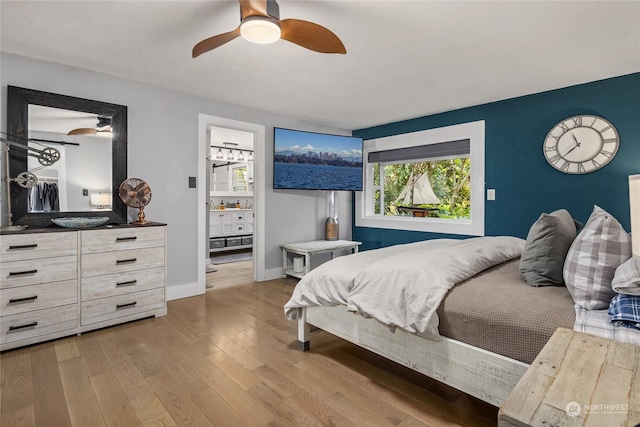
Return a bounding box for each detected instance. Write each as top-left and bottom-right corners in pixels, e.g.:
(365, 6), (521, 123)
(487, 189), (495, 201)
(83, 189), (88, 196)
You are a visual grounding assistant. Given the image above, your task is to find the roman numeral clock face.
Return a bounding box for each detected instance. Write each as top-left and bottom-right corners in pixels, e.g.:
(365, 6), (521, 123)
(543, 115), (619, 174)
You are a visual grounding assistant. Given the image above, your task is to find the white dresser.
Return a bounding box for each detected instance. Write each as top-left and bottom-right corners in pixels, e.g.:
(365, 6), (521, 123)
(0, 224), (167, 352)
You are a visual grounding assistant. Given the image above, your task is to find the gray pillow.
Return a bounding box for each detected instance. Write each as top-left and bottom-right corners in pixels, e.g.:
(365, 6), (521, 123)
(564, 205), (632, 310)
(520, 209), (578, 286)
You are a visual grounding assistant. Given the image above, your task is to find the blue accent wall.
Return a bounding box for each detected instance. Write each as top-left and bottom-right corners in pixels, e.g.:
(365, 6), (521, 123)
(352, 73), (640, 250)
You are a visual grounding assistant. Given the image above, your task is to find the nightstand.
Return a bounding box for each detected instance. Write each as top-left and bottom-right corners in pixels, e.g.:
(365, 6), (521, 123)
(281, 240), (361, 279)
(498, 328), (639, 426)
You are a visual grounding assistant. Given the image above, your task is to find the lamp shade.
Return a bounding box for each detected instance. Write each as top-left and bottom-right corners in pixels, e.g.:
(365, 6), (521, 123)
(90, 193), (111, 209)
(630, 175), (640, 257)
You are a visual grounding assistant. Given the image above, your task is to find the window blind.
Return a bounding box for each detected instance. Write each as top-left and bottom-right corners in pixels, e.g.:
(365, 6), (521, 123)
(367, 138), (470, 163)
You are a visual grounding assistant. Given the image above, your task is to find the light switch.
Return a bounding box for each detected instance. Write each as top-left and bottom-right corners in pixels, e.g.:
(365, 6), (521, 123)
(487, 189), (495, 201)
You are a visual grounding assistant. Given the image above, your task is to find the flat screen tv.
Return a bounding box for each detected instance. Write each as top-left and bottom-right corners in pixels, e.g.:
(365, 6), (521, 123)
(273, 127), (363, 191)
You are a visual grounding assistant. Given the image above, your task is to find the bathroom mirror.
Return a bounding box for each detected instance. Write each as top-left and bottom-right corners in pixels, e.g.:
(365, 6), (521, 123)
(6, 86), (127, 228)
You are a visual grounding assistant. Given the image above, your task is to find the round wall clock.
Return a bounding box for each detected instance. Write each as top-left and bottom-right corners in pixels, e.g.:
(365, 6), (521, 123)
(543, 115), (619, 174)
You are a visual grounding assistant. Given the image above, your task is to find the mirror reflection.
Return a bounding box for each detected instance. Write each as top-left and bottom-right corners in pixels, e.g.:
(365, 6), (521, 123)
(27, 105), (112, 213)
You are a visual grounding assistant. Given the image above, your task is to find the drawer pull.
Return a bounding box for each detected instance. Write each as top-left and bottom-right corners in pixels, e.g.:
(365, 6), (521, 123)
(116, 236), (137, 242)
(116, 280), (137, 287)
(8, 244), (38, 250)
(8, 269), (38, 277)
(8, 296), (38, 304)
(116, 258), (137, 265)
(8, 322), (38, 331)
(116, 301), (137, 310)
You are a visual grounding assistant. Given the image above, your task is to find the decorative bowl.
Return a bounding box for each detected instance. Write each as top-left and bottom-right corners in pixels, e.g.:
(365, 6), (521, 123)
(51, 217), (110, 228)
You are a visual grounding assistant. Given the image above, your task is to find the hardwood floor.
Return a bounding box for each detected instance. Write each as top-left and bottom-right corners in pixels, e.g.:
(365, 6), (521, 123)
(1, 262), (498, 426)
(206, 258), (254, 290)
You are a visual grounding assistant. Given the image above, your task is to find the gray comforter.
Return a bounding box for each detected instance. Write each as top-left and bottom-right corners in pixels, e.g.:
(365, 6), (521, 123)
(284, 236), (524, 340)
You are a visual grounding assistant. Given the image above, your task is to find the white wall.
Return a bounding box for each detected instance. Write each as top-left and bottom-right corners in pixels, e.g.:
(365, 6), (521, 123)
(1, 53), (353, 297)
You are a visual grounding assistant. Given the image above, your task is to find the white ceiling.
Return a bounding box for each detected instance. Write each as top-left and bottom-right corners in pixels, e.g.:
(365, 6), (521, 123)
(2, 1), (639, 131)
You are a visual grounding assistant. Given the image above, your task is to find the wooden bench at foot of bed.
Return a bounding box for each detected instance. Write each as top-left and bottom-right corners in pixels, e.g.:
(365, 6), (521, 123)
(297, 304), (529, 407)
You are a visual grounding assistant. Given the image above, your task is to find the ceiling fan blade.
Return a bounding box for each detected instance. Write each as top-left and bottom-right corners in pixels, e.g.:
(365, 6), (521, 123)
(239, 0), (270, 19)
(192, 27), (241, 58)
(67, 128), (97, 136)
(280, 19), (346, 54)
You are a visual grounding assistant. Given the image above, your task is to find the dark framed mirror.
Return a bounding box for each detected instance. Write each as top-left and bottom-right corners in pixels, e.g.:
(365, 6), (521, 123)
(7, 86), (127, 228)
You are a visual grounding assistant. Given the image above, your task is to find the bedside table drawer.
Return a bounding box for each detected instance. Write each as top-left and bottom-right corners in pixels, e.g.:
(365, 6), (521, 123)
(0, 255), (78, 289)
(1, 280), (77, 317)
(81, 267), (164, 301)
(1, 232), (77, 262)
(81, 288), (165, 325)
(1, 304), (77, 345)
(81, 227), (164, 254)
(81, 247), (164, 278)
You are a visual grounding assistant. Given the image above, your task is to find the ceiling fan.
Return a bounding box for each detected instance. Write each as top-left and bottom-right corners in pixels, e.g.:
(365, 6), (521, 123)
(67, 116), (112, 136)
(192, 0), (346, 58)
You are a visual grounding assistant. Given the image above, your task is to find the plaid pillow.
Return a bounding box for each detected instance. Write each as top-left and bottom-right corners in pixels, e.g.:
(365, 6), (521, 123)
(608, 293), (640, 330)
(563, 205), (632, 310)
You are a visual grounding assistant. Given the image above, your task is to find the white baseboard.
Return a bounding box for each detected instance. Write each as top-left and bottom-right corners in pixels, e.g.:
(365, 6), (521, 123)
(167, 281), (203, 301)
(168, 268), (285, 301)
(263, 266), (285, 281)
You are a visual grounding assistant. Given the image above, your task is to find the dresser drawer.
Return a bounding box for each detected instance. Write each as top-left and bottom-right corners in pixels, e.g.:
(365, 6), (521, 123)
(0, 304), (78, 345)
(0, 255), (78, 289)
(81, 267), (164, 301)
(1, 232), (77, 262)
(81, 288), (165, 325)
(81, 247), (164, 278)
(81, 226), (164, 254)
(1, 280), (77, 317)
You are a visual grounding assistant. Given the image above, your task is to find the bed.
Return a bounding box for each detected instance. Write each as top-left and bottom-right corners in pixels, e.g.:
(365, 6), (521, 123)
(283, 208), (640, 407)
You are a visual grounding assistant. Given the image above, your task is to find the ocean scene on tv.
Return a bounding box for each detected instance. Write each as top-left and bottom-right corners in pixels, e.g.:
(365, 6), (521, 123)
(274, 128), (363, 191)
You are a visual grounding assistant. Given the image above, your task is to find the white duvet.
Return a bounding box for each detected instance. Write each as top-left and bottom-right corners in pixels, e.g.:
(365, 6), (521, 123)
(284, 236), (524, 340)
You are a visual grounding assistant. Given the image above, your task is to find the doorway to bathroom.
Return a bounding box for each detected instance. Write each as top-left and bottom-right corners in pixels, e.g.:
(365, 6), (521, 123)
(207, 126), (254, 285)
(197, 114), (265, 295)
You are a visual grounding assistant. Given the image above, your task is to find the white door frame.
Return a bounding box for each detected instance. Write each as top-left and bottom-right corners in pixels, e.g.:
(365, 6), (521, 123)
(197, 114), (266, 294)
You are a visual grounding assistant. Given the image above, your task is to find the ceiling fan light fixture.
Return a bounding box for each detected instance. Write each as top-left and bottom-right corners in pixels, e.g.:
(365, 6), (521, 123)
(240, 17), (281, 44)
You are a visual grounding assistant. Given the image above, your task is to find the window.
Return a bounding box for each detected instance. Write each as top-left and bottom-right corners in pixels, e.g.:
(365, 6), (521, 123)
(356, 120), (485, 236)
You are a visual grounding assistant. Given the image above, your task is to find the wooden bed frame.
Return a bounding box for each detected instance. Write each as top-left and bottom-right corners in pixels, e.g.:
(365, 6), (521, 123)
(297, 304), (529, 407)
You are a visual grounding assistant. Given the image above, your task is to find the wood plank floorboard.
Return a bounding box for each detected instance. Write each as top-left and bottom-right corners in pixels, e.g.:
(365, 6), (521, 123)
(1, 260), (498, 426)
